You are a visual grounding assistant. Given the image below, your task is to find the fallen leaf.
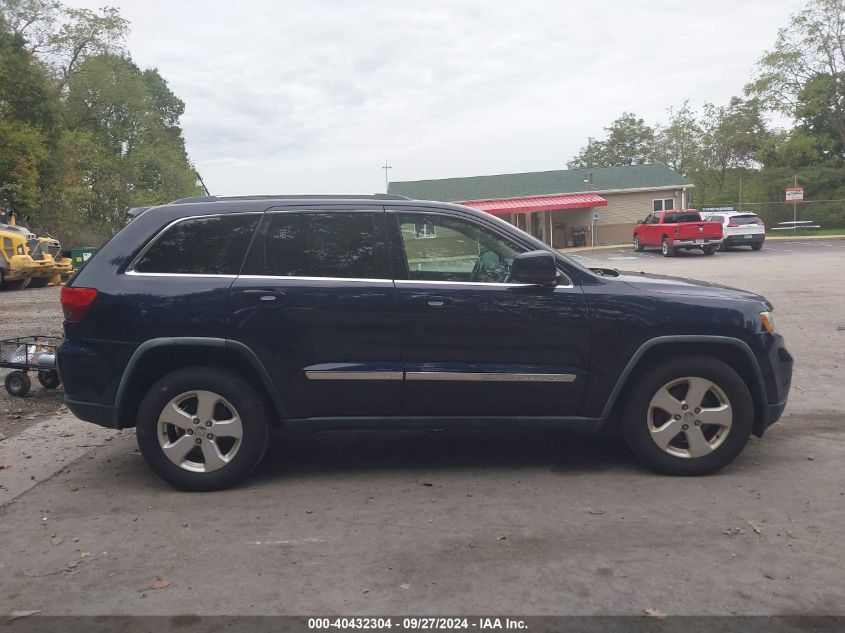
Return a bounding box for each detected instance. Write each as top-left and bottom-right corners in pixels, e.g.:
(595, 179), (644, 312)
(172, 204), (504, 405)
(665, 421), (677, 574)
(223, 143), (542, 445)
(0, 464), (10, 470)
(80, 552), (93, 558)
(644, 608), (667, 620)
(147, 578), (171, 590)
(747, 520), (763, 535)
(587, 508), (606, 516)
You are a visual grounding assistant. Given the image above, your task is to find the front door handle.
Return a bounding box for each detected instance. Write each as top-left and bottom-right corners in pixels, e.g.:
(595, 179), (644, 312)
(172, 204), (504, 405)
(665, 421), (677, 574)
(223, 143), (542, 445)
(412, 294), (452, 307)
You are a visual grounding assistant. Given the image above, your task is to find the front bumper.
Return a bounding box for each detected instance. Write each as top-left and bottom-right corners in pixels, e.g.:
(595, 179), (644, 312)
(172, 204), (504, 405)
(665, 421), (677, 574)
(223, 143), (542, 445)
(754, 334), (793, 436)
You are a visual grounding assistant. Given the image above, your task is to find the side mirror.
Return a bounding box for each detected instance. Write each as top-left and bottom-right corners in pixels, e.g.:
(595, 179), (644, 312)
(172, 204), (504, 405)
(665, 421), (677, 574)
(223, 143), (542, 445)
(510, 250), (558, 286)
(636, 219), (643, 224)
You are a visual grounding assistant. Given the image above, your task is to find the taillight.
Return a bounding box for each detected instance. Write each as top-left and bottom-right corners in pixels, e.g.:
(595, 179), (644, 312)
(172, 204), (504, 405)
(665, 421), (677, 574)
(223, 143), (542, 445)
(674, 227), (680, 236)
(60, 287), (98, 322)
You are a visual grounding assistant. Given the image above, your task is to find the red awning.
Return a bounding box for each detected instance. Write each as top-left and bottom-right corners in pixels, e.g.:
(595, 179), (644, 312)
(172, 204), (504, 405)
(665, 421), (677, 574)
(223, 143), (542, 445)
(460, 193), (607, 215)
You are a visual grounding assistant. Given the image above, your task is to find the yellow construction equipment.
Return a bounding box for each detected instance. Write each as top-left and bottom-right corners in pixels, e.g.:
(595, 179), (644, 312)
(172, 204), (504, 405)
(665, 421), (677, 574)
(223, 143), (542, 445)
(0, 223), (38, 290)
(0, 211), (71, 289)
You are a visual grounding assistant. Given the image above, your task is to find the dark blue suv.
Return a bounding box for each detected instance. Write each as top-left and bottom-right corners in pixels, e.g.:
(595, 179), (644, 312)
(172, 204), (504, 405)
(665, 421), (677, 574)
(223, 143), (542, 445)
(57, 195), (793, 490)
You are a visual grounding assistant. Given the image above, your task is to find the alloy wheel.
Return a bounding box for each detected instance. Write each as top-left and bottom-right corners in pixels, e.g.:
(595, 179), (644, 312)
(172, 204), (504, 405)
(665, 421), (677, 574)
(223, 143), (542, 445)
(157, 390), (243, 472)
(647, 376), (732, 458)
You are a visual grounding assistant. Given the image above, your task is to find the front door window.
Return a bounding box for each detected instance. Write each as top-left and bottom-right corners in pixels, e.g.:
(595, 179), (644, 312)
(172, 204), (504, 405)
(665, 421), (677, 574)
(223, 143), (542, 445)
(395, 213), (521, 283)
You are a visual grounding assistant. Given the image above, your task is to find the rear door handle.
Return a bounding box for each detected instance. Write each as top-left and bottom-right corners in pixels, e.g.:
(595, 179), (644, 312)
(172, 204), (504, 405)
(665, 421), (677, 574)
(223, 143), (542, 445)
(242, 289), (286, 302)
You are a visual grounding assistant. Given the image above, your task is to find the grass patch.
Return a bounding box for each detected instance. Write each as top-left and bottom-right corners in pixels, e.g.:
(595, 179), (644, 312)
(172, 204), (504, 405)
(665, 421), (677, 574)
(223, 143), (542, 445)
(767, 227), (845, 236)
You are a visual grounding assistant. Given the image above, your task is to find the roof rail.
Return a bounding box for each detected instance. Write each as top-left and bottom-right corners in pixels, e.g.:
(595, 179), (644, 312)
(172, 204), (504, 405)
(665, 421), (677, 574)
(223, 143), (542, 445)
(168, 193), (410, 204)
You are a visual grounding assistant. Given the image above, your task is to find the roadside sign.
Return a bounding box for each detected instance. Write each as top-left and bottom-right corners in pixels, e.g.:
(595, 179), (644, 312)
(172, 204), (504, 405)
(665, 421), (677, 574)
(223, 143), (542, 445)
(592, 211), (600, 221)
(785, 187), (804, 202)
(700, 205), (735, 213)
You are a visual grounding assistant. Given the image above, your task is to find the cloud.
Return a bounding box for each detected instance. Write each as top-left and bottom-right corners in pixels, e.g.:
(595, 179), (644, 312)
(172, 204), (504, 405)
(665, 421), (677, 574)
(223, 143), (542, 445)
(67, 0), (800, 195)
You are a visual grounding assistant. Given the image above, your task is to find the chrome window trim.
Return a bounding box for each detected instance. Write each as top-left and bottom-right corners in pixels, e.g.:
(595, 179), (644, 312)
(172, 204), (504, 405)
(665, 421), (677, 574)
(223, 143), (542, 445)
(126, 212), (264, 275)
(238, 275), (393, 284)
(305, 371), (403, 381)
(395, 278), (574, 289)
(125, 271), (237, 279)
(406, 372), (577, 383)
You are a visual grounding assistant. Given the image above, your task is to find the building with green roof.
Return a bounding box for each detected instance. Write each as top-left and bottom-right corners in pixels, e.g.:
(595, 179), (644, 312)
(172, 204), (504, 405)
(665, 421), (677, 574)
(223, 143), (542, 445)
(389, 164), (694, 248)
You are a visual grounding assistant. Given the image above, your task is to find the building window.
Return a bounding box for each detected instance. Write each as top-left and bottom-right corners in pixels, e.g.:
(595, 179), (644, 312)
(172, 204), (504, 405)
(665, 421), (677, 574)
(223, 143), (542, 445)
(652, 198), (675, 212)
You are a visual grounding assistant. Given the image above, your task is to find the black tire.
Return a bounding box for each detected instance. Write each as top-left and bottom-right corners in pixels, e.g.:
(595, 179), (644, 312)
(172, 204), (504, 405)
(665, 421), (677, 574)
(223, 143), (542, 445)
(38, 369), (61, 390)
(661, 237), (674, 257)
(5, 371), (32, 397)
(2, 278), (29, 290)
(622, 356), (753, 476)
(633, 234), (644, 252)
(136, 367), (271, 491)
(751, 242), (763, 251)
(28, 277), (50, 288)
(702, 245), (716, 256)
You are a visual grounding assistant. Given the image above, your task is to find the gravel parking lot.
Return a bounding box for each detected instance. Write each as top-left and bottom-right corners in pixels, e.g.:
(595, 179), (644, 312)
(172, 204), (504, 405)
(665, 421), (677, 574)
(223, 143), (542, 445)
(0, 239), (843, 617)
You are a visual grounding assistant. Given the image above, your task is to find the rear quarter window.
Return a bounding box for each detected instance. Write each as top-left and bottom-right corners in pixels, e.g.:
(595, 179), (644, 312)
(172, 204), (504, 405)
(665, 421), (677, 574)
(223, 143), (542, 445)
(132, 214), (260, 275)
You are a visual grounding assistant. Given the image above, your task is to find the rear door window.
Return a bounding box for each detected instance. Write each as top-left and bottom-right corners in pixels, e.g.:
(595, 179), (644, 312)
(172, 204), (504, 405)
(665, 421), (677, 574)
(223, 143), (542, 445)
(261, 211), (388, 279)
(132, 214), (260, 275)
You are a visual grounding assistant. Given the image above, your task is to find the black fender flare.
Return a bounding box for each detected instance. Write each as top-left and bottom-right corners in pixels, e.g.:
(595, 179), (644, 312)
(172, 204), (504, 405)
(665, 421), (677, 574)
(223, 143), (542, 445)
(113, 337), (286, 426)
(599, 335), (767, 421)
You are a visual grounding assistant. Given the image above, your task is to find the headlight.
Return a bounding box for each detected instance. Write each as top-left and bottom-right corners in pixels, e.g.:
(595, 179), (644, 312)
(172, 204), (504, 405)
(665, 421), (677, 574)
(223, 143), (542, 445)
(16, 245), (24, 255)
(759, 311), (776, 334)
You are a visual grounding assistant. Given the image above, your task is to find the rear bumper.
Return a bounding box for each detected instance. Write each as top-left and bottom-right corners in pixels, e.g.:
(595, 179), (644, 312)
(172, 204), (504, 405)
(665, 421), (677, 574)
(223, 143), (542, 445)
(673, 238), (721, 247)
(65, 398), (117, 429)
(724, 234), (764, 246)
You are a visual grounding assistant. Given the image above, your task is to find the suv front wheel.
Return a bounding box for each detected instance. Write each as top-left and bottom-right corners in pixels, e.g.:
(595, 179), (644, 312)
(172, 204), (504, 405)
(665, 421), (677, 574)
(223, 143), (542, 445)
(622, 356), (753, 475)
(136, 367), (270, 491)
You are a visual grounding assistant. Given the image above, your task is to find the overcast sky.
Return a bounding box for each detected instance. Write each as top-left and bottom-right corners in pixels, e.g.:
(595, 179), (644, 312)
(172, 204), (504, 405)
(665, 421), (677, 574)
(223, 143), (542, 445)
(68, 0), (801, 195)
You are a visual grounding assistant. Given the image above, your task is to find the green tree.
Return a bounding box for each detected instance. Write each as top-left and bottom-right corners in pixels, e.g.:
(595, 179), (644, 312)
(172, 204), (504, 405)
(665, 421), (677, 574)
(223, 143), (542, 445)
(0, 0), (61, 53)
(748, 0), (845, 150)
(0, 119), (47, 214)
(59, 54), (200, 223)
(699, 97), (768, 196)
(48, 6), (129, 89)
(568, 112), (655, 168)
(652, 102), (702, 178)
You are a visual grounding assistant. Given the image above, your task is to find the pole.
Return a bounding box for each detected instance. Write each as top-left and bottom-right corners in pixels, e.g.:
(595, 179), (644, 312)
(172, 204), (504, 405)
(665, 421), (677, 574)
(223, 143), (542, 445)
(382, 159), (392, 193)
(738, 177), (742, 211)
(195, 171), (210, 196)
(793, 174), (797, 233)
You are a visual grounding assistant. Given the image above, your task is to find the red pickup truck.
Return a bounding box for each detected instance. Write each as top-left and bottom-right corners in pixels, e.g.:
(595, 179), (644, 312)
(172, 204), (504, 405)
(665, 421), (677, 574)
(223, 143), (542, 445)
(633, 209), (723, 257)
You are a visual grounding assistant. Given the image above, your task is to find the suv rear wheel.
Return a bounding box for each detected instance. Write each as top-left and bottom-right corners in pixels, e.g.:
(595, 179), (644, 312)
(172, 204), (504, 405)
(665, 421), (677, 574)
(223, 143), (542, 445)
(622, 356), (753, 475)
(136, 367), (270, 491)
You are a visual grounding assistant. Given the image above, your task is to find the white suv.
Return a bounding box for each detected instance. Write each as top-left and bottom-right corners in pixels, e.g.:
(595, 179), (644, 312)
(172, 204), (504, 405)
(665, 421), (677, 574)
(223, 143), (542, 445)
(701, 211), (765, 251)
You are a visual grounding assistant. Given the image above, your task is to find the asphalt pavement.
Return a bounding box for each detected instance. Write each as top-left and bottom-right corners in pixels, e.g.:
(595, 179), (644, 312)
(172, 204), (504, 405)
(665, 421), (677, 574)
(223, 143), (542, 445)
(0, 239), (843, 617)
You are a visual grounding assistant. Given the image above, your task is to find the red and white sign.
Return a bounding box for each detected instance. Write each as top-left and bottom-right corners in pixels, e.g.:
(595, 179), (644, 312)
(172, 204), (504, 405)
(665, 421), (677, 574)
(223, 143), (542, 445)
(785, 187), (804, 202)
